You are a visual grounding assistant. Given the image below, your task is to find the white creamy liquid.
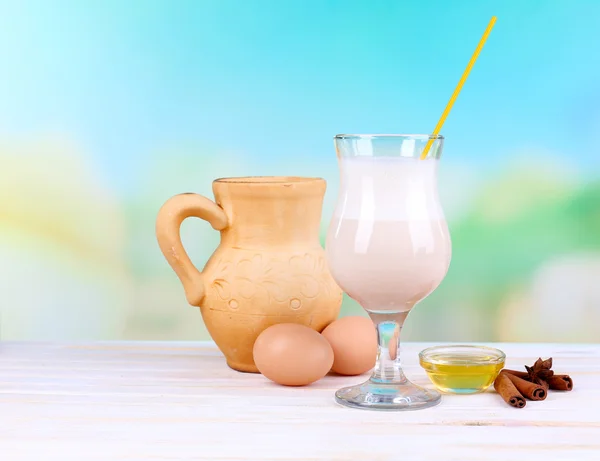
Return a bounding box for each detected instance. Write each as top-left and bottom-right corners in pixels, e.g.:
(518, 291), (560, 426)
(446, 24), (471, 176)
(326, 157), (451, 312)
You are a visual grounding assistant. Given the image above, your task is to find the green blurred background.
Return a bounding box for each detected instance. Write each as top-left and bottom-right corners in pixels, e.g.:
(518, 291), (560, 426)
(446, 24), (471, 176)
(1, 0), (599, 342)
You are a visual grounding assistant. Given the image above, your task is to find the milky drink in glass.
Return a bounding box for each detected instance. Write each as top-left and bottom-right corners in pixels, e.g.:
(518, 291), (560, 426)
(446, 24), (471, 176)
(326, 134), (451, 411)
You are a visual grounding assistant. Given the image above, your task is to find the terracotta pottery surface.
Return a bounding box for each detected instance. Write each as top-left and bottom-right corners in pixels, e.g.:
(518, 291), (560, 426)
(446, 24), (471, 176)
(156, 176), (343, 372)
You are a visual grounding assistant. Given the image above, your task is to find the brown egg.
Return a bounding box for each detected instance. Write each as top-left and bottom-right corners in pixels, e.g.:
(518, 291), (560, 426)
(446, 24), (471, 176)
(321, 316), (377, 376)
(253, 323), (334, 386)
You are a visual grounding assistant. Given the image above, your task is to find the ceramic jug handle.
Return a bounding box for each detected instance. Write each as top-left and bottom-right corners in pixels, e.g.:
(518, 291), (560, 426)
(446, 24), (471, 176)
(155, 193), (229, 307)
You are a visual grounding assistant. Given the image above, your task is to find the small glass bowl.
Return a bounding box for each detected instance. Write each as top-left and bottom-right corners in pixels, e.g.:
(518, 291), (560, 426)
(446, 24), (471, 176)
(419, 345), (506, 395)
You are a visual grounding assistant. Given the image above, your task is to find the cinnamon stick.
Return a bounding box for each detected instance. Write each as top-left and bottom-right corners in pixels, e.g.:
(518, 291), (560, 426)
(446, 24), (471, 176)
(547, 374), (573, 391)
(503, 372), (547, 401)
(501, 369), (529, 380)
(493, 372), (526, 408)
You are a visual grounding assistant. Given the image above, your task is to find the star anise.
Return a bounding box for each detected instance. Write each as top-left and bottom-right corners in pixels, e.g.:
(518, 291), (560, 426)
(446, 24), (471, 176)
(525, 357), (554, 384)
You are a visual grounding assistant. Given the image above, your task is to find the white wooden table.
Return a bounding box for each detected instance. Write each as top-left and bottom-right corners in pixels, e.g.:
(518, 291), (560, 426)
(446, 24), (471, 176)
(1, 342), (599, 460)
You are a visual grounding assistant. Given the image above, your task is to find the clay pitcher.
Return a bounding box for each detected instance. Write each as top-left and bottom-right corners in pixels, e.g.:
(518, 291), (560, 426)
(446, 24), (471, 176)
(156, 176), (343, 372)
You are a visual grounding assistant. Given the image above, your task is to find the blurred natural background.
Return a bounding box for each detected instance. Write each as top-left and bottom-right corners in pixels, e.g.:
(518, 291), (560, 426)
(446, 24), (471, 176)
(1, 0), (599, 343)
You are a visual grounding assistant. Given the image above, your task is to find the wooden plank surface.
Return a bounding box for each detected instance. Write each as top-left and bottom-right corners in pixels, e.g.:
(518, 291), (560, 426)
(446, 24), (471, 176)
(0, 341), (598, 460)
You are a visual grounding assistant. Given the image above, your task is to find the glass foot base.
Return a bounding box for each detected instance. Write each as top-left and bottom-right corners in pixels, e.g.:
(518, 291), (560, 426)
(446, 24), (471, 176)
(335, 379), (441, 411)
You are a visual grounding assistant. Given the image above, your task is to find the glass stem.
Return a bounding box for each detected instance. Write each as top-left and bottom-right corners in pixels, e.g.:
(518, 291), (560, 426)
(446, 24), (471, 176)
(368, 311), (409, 384)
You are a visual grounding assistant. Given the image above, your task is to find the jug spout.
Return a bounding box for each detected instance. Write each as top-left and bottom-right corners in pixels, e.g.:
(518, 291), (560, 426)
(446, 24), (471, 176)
(213, 176), (327, 248)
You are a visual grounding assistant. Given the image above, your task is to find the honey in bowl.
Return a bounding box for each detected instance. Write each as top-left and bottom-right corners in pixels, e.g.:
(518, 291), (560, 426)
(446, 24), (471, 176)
(419, 345), (505, 394)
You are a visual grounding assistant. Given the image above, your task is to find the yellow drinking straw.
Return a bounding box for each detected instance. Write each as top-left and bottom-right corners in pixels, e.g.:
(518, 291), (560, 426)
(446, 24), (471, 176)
(420, 16), (497, 160)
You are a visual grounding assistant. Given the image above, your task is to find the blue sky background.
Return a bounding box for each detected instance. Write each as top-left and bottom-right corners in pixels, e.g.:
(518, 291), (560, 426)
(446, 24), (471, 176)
(1, 0), (599, 193)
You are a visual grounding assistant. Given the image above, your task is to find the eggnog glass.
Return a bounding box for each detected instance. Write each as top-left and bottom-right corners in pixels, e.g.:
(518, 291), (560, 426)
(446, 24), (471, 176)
(325, 134), (451, 411)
